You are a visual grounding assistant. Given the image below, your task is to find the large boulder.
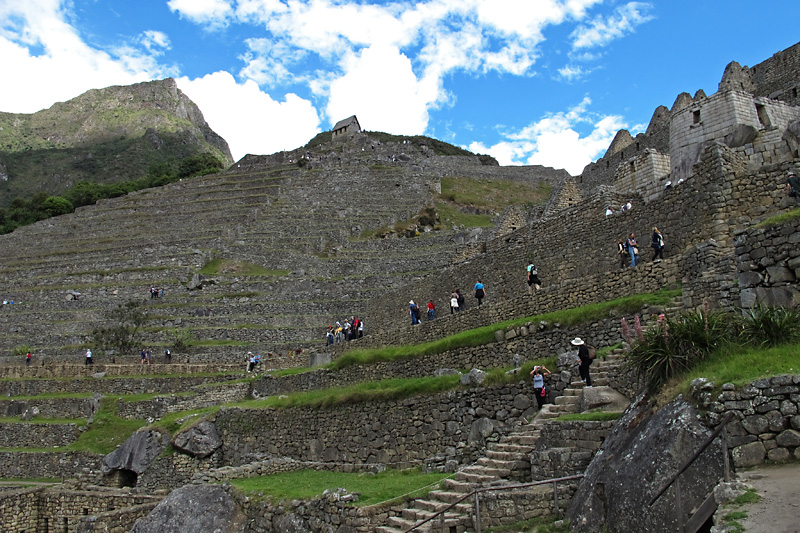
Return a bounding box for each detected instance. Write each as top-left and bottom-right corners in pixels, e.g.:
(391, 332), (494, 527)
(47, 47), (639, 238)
(578, 386), (630, 413)
(132, 484), (246, 533)
(566, 394), (725, 532)
(102, 428), (169, 475)
(172, 421), (222, 459)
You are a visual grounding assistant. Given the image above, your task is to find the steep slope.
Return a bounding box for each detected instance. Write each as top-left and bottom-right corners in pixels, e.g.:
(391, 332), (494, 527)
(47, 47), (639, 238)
(0, 78), (233, 205)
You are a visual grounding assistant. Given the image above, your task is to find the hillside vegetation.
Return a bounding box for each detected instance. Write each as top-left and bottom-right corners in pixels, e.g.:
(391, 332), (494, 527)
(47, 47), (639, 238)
(0, 78), (233, 207)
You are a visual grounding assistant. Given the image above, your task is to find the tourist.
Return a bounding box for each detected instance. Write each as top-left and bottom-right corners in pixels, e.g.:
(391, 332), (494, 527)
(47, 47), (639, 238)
(474, 280), (486, 306)
(247, 352), (256, 372)
(651, 227), (665, 262)
(626, 233), (638, 267)
(409, 300), (421, 325)
(26, 351), (32, 366)
(785, 170), (800, 204)
(357, 319), (364, 338)
(164, 348), (172, 363)
(572, 337), (592, 387)
(530, 365), (552, 409)
(140, 348), (147, 365)
(527, 261), (541, 293)
(622, 199), (632, 212)
(450, 291), (459, 314)
(456, 289), (465, 311)
(605, 206), (613, 216)
(326, 326), (334, 345)
(617, 239), (628, 269)
(145, 348), (152, 365)
(85, 348), (93, 366)
(427, 301), (436, 320)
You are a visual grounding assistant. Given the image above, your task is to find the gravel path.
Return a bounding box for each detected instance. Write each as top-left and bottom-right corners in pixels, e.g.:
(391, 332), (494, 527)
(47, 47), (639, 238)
(736, 463), (800, 533)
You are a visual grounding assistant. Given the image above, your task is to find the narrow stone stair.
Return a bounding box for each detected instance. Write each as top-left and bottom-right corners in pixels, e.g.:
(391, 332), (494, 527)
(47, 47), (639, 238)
(375, 424), (543, 533)
(536, 349), (625, 420)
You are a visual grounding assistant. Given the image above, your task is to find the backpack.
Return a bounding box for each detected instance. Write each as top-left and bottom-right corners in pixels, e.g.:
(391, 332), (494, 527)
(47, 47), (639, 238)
(587, 345), (597, 360)
(530, 268), (538, 276)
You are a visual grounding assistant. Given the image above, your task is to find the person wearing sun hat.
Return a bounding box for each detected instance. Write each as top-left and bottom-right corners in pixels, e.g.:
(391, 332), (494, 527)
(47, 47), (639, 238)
(572, 337), (593, 387)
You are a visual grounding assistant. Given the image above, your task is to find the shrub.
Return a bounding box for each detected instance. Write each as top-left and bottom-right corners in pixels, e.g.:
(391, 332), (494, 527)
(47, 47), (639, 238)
(626, 308), (736, 392)
(737, 305), (800, 347)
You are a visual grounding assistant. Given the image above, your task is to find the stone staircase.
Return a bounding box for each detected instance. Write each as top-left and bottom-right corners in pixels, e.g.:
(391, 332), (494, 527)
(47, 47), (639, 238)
(536, 349), (625, 420)
(377, 422), (543, 533)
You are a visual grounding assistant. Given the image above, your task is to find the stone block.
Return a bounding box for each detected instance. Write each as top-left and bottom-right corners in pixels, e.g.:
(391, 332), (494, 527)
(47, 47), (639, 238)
(767, 447), (792, 462)
(765, 266), (796, 283)
(775, 429), (800, 448)
(731, 441), (766, 468)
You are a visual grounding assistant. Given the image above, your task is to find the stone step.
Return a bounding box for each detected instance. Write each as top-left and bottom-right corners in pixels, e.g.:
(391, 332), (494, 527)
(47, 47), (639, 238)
(554, 395), (580, 407)
(427, 490), (473, 504)
(412, 498), (472, 514)
(440, 478), (473, 493)
(459, 465), (510, 479)
(454, 471), (497, 484)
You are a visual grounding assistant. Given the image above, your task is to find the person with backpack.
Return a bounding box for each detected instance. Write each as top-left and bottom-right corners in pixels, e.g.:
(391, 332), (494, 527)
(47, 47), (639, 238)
(526, 260), (541, 293)
(473, 280), (486, 306)
(409, 300), (421, 325)
(572, 337), (593, 387)
(456, 289), (465, 311)
(651, 227), (665, 263)
(626, 233), (639, 267)
(450, 291), (459, 314)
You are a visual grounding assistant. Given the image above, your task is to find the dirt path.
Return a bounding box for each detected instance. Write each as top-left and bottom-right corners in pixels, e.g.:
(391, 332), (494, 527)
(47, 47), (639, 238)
(735, 463), (800, 533)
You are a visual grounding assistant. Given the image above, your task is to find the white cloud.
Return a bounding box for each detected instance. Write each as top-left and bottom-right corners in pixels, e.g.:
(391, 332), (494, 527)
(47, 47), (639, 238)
(140, 30), (171, 52)
(571, 2), (654, 49)
(0, 0), (171, 113)
(167, 0), (233, 29)
(176, 72), (321, 160)
(325, 44), (441, 135)
(469, 99), (627, 175)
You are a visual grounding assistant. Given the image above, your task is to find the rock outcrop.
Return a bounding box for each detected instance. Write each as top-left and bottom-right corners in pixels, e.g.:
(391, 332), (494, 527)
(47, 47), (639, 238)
(566, 394), (725, 532)
(131, 484), (246, 533)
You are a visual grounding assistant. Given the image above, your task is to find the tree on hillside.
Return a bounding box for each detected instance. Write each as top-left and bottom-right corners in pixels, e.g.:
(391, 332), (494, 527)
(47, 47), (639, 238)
(91, 300), (147, 354)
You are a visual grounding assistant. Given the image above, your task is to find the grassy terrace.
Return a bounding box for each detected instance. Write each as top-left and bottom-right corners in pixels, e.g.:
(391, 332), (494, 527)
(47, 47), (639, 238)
(269, 288), (681, 374)
(230, 467), (451, 507)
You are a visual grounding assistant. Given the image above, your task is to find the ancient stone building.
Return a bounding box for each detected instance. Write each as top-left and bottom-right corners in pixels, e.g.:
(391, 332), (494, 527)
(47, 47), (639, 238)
(331, 115), (361, 141)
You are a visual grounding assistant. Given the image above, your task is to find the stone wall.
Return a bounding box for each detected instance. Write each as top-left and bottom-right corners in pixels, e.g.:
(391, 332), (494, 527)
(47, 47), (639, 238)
(0, 451), (104, 480)
(0, 485), (162, 533)
(115, 382), (250, 420)
(216, 383), (537, 470)
(530, 420), (615, 481)
(0, 487), (38, 532)
(613, 149), (671, 203)
(750, 41), (800, 107)
(77, 501), (161, 533)
(734, 216), (800, 308)
(0, 374), (242, 397)
(693, 374), (800, 467)
(0, 422), (80, 448)
(669, 90), (800, 182)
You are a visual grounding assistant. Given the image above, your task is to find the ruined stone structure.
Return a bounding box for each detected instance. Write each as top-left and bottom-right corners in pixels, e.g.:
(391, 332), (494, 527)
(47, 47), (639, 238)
(0, 41), (799, 532)
(330, 115), (361, 141)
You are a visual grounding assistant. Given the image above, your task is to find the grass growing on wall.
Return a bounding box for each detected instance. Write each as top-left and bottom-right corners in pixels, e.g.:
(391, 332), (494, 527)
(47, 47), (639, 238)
(667, 341), (800, 400)
(329, 288), (680, 371)
(230, 467), (450, 507)
(68, 399), (147, 454)
(755, 206), (800, 228)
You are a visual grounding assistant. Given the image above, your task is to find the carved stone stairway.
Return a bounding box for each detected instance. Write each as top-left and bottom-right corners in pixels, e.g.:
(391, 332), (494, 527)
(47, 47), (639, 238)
(535, 349), (625, 420)
(376, 423), (543, 533)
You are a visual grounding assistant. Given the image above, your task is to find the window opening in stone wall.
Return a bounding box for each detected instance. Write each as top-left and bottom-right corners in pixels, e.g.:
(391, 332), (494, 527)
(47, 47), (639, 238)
(43, 518), (48, 533)
(629, 162), (635, 173)
(63, 517), (68, 532)
(755, 104), (771, 127)
(693, 110), (701, 124)
(620, 151), (624, 159)
(83, 508), (89, 515)
(793, 87), (798, 98)
(606, 160), (609, 168)
(636, 142), (640, 151)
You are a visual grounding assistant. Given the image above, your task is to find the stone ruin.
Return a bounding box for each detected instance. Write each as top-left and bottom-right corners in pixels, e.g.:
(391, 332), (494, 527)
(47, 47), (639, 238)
(0, 40), (799, 533)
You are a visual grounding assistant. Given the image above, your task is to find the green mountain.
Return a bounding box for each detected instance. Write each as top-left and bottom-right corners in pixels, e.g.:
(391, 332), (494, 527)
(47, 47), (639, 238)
(0, 78), (233, 206)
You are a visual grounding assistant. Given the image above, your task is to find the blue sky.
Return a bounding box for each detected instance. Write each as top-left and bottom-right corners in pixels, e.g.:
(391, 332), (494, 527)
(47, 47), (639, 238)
(1, 1), (798, 175)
